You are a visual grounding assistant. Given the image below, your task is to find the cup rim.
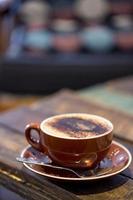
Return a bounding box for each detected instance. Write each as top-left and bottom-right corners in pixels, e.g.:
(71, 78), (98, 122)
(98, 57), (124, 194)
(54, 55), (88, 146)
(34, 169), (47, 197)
(40, 113), (113, 140)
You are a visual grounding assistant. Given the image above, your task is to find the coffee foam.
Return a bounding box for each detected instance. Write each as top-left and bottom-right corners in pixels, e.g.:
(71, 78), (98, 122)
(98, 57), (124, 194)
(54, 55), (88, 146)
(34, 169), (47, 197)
(41, 114), (112, 139)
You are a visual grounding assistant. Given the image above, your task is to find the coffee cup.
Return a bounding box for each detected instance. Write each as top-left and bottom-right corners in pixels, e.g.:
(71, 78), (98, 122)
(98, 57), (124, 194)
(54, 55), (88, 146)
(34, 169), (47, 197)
(25, 113), (113, 168)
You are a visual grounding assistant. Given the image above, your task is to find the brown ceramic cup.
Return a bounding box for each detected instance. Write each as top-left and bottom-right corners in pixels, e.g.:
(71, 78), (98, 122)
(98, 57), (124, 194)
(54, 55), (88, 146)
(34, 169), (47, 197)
(25, 113), (113, 168)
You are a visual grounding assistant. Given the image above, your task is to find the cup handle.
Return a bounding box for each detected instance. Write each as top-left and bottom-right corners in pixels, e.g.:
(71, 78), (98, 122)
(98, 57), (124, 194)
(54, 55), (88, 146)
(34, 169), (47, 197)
(25, 123), (45, 152)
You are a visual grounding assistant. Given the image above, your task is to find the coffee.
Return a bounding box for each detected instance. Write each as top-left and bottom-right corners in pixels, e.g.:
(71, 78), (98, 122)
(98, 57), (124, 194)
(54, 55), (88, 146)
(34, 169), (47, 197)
(43, 114), (109, 138)
(25, 113), (113, 168)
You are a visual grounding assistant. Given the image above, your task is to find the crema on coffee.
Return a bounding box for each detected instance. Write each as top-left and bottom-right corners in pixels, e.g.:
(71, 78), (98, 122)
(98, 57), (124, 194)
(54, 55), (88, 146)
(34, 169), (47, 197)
(42, 113), (110, 139)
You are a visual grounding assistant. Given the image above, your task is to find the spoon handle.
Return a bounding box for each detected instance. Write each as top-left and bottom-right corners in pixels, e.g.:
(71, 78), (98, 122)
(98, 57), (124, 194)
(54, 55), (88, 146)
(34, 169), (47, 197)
(16, 157), (82, 178)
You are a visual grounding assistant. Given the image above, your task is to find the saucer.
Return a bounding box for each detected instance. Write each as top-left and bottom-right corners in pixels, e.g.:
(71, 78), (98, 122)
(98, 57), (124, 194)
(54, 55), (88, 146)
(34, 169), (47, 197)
(20, 141), (132, 181)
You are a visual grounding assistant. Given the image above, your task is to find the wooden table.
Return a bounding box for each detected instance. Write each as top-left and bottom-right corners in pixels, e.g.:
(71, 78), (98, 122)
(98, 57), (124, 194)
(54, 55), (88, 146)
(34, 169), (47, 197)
(0, 76), (133, 200)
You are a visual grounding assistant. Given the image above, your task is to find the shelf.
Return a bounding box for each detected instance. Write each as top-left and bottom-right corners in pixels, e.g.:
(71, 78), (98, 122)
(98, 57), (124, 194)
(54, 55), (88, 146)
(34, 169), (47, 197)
(0, 53), (133, 94)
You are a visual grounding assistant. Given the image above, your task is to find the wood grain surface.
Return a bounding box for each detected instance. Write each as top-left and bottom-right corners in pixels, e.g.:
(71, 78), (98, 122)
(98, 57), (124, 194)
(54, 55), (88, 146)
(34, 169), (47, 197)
(80, 76), (133, 142)
(0, 89), (133, 142)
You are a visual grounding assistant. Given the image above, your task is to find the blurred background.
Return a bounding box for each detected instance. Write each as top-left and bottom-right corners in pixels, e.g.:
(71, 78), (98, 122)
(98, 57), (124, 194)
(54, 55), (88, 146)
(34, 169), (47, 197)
(0, 0), (133, 94)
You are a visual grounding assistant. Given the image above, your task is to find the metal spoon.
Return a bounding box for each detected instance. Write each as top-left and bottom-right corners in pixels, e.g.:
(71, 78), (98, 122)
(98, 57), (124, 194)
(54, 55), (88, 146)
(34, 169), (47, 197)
(16, 157), (97, 178)
(16, 157), (112, 178)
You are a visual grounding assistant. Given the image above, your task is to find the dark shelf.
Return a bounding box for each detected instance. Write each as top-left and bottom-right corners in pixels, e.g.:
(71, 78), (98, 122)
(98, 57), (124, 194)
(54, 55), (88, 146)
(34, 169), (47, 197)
(1, 53), (133, 67)
(0, 53), (133, 94)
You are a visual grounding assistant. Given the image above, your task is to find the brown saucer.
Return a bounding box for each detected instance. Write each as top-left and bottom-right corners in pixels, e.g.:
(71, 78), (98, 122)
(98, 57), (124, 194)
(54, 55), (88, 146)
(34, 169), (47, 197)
(21, 141), (132, 181)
